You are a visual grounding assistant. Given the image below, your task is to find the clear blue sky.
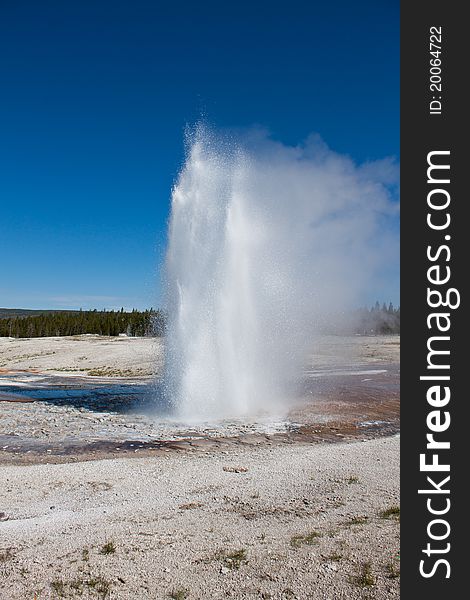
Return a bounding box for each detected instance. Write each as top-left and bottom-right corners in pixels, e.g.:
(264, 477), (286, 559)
(0, 0), (399, 310)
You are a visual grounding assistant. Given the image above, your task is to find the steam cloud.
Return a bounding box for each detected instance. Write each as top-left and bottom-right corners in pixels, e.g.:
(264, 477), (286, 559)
(163, 125), (399, 421)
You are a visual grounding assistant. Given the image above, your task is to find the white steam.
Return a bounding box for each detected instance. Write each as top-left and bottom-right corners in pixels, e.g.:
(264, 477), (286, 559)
(163, 126), (398, 420)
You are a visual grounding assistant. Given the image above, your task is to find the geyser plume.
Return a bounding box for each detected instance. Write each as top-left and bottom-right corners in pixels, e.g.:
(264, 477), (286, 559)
(163, 127), (398, 420)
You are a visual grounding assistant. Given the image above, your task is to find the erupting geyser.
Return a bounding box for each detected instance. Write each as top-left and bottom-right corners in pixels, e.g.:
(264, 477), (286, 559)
(163, 126), (398, 421)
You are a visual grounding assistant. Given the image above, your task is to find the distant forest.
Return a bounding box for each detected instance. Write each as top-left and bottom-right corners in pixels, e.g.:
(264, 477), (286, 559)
(0, 308), (165, 338)
(0, 302), (399, 338)
(353, 302), (400, 335)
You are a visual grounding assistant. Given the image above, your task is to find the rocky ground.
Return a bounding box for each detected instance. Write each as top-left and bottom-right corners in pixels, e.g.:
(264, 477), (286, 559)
(0, 335), (400, 599)
(0, 335), (163, 377)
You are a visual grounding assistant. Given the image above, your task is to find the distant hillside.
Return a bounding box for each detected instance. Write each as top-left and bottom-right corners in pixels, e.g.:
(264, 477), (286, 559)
(0, 308), (80, 319)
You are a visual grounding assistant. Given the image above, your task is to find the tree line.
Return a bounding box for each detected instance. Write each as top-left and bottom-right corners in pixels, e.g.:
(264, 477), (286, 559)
(0, 309), (165, 338)
(353, 302), (400, 335)
(0, 303), (399, 339)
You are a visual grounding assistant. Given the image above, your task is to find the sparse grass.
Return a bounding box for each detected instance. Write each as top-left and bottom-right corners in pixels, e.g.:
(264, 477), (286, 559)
(100, 540), (116, 555)
(87, 367), (136, 377)
(347, 475), (360, 484)
(82, 548), (90, 561)
(380, 506), (400, 520)
(220, 548), (248, 570)
(179, 502), (203, 510)
(345, 516), (368, 526)
(168, 588), (189, 600)
(326, 528), (340, 538)
(70, 579), (84, 591)
(290, 531), (322, 548)
(87, 366), (143, 377)
(51, 580), (66, 597)
(10, 351), (56, 361)
(352, 562), (376, 588)
(386, 561), (401, 579)
(326, 552), (343, 562)
(0, 547), (14, 562)
(88, 481), (113, 492)
(46, 367), (84, 372)
(51, 576), (111, 599)
(88, 369), (108, 377)
(87, 576), (111, 597)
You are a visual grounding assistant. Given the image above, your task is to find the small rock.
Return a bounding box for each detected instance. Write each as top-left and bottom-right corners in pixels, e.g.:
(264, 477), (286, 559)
(223, 466), (248, 473)
(0, 512), (9, 521)
(220, 566), (230, 574)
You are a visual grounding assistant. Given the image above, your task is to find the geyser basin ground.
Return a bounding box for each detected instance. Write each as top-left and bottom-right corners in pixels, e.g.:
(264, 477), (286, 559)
(0, 334), (399, 465)
(0, 334), (399, 600)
